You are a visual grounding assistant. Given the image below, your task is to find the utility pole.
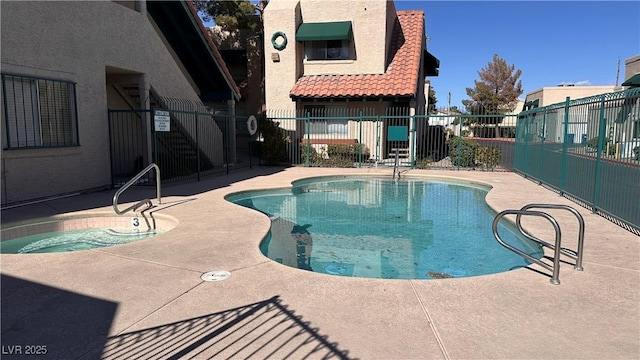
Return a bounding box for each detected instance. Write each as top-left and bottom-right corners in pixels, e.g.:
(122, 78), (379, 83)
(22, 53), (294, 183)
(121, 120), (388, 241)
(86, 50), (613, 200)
(447, 92), (451, 125)
(615, 57), (620, 87)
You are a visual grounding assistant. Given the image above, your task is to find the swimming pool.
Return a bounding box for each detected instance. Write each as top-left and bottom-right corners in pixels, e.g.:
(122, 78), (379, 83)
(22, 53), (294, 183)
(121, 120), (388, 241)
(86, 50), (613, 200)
(227, 176), (543, 280)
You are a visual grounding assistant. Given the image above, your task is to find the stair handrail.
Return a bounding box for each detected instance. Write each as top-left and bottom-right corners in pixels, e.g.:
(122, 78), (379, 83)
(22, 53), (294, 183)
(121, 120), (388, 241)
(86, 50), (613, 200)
(113, 163), (161, 215)
(515, 204), (585, 271)
(492, 209), (562, 285)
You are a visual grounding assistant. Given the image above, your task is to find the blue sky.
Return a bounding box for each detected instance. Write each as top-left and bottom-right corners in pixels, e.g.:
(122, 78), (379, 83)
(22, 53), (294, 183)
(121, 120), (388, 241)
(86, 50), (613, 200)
(201, 1), (639, 109)
(395, 1), (640, 109)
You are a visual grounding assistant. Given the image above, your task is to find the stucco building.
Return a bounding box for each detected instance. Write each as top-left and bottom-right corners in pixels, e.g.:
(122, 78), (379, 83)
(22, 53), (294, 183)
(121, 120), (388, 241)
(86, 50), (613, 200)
(1, 1), (239, 205)
(622, 54), (640, 88)
(520, 54), (640, 157)
(262, 0), (439, 161)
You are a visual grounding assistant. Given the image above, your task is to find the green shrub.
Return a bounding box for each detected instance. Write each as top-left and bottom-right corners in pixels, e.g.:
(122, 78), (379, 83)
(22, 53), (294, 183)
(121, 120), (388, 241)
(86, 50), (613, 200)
(318, 155), (356, 168)
(415, 157), (433, 169)
(327, 143), (370, 162)
(475, 146), (502, 170)
(448, 137), (478, 167)
(300, 144), (323, 165)
(586, 136), (604, 149)
(586, 136), (616, 155)
(633, 146), (639, 160)
(259, 119), (289, 165)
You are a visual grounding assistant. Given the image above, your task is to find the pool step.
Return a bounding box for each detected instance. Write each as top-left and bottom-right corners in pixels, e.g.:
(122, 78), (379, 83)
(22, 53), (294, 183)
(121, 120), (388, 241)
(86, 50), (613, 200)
(104, 229), (157, 237)
(389, 148), (410, 158)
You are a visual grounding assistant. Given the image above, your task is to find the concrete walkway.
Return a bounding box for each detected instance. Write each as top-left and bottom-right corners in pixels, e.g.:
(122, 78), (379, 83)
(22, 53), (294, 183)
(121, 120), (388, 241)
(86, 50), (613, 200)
(1, 167), (638, 359)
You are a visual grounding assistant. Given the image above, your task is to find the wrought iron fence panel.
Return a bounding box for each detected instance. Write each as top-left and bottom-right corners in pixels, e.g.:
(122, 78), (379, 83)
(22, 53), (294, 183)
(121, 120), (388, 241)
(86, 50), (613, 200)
(515, 87), (640, 234)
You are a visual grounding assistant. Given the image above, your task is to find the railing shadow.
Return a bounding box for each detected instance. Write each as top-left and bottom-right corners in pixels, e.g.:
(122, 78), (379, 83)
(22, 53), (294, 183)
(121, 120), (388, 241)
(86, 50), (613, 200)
(97, 296), (354, 360)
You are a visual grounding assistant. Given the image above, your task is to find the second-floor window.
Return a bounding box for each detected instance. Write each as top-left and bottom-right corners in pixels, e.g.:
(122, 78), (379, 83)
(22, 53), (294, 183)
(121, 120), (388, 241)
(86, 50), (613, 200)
(296, 21), (353, 61)
(305, 40), (350, 60)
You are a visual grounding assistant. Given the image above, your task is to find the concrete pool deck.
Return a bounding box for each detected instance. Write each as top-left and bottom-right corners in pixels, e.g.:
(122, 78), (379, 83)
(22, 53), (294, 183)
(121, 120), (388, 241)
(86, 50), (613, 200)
(1, 167), (638, 359)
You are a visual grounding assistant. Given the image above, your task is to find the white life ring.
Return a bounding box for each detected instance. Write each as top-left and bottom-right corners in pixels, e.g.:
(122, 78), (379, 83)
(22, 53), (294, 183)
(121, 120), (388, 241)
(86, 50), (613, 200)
(247, 115), (258, 135)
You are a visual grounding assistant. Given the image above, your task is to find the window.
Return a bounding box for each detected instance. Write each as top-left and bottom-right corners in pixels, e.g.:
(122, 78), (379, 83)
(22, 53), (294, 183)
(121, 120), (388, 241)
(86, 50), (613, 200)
(296, 21), (353, 61)
(2, 73), (78, 149)
(304, 105), (348, 135)
(305, 40), (350, 61)
(305, 40), (350, 60)
(633, 119), (640, 139)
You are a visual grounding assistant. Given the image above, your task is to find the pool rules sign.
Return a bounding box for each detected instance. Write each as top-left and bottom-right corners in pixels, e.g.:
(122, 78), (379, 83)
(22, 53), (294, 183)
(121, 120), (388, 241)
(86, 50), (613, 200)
(154, 110), (170, 132)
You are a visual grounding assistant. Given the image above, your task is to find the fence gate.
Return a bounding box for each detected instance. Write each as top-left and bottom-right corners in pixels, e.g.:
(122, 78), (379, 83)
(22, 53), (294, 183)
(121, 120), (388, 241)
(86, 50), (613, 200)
(108, 109), (152, 186)
(108, 108), (230, 186)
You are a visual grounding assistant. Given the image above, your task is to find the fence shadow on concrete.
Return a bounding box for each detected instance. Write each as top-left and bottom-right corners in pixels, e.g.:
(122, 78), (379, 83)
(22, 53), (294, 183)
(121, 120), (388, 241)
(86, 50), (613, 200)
(98, 296), (353, 360)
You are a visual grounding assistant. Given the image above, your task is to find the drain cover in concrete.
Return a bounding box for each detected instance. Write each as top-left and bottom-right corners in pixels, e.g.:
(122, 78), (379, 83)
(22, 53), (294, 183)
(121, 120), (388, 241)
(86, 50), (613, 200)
(201, 270), (231, 282)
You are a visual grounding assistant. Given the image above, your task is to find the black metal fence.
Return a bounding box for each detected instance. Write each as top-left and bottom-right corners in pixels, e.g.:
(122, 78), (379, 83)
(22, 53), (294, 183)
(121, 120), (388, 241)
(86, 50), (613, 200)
(108, 106), (231, 186)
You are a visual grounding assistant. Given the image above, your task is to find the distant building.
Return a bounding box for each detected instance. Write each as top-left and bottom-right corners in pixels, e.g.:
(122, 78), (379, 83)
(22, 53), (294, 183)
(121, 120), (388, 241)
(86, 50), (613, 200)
(524, 85), (618, 109)
(622, 54), (640, 88)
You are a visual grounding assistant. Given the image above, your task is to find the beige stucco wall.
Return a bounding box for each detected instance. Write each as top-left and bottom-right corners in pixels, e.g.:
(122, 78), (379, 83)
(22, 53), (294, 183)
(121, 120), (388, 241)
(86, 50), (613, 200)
(524, 85), (618, 108)
(298, 0), (390, 76)
(1, 1), (205, 205)
(263, 0), (396, 111)
(624, 54), (640, 83)
(263, 0), (303, 111)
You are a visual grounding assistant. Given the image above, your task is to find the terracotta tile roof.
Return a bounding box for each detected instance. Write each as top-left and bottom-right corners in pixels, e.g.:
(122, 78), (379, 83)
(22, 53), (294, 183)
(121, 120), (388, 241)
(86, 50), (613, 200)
(290, 10), (425, 100)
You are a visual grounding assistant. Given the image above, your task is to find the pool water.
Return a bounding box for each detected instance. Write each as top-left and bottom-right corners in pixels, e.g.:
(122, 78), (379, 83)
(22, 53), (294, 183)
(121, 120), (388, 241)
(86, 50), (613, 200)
(1, 228), (159, 254)
(227, 176), (544, 280)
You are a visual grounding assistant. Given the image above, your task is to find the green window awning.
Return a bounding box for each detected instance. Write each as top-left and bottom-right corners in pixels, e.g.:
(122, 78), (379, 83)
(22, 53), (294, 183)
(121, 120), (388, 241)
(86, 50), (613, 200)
(295, 21), (353, 41)
(621, 73), (640, 87)
(423, 50), (440, 77)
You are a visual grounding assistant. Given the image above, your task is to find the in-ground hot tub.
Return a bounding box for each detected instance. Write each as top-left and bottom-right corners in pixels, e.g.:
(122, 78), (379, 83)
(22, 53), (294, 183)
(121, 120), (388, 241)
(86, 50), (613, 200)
(1, 213), (178, 254)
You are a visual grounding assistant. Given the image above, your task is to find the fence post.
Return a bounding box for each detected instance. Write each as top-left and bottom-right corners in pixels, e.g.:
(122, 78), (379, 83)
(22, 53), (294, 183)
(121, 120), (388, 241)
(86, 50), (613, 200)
(410, 113), (415, 169)
(224, 115), (229, 175)
(152, 108), (157, 167)
(593, 94), (607, 213)
(305, 112), (310, 167)
(538, 111), (546, 183)
(375, 115), (380, 166)
(457, 118), (462, 170)
(560, 97), (571, 196)
(195, 111), (200, 181)
(358, 111), (363, 168)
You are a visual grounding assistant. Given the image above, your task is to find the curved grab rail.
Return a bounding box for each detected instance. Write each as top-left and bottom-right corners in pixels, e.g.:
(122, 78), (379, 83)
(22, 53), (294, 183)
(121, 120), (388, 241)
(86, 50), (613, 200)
(516, 204), (585, 271)
(113, 163), (161, 215)
(492, 209), (562, 285)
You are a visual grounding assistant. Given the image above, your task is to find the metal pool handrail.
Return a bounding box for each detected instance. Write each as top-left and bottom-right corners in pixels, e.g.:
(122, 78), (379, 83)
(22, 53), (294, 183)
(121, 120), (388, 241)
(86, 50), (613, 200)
(392, 148), (400, 180)
(113, 163), (161, 215)
(492, 209), (563, 285)
(515, 204), (585, 271)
